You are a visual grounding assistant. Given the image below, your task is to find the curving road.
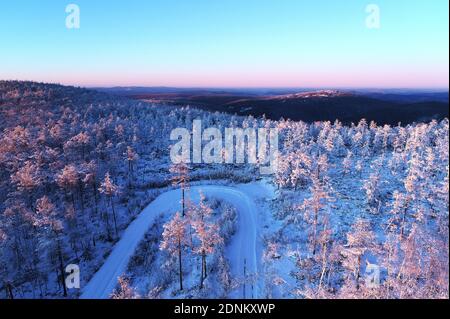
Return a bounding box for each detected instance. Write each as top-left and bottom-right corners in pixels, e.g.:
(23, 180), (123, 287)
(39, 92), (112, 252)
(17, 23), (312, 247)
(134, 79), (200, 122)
(80, 185), (261, 299)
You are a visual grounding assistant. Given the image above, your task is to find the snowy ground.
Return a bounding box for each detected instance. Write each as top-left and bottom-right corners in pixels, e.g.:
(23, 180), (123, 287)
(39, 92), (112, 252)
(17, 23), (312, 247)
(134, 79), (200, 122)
(81, 181), (275, 299)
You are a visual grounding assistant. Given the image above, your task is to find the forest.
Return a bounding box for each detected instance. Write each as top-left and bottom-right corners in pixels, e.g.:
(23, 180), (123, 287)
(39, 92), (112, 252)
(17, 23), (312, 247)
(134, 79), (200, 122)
(0, 81), (448, 299)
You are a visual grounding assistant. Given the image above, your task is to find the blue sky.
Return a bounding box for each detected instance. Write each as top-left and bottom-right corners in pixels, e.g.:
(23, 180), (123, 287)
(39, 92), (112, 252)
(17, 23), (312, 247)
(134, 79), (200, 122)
(0, 0), (448, 88)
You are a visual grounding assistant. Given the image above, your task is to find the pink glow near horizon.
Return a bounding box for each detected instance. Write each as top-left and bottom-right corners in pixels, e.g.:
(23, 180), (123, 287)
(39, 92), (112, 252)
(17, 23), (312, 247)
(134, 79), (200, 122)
(24, 70), (449, 89)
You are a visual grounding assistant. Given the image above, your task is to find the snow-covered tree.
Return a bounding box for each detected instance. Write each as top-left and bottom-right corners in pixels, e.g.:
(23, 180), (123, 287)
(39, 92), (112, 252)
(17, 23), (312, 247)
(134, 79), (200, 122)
(11, 161), (42, 209)
(125, 146), (139, 188)
(110, 276), (139, 299)
(341, 219), (377, 291)
(33, 196), (67, 297)
(170, 162), (190, 217)
(99, 172), (119, 238)
(296, 176), (332, 255)
(192, 217), (223, 288)
(160, 212), (188, 291)
(56, 164), (79, 209)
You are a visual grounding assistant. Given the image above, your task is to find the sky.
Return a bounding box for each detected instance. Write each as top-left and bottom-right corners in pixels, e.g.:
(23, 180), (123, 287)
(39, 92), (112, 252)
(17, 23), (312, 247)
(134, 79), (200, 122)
(0, 0), (448, 88)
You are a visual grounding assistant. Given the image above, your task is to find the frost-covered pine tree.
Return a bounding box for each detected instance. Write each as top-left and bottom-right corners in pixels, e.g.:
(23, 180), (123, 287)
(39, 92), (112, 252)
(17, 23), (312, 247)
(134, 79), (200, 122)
(341, 219), (376, 291)
(314, 153), (329, 183)
(290, 151), (312, 190)
(11, 161), (42, 209)
(362, 172), (381, 209)
(110, 276), (139, 299)
(192, 217), (223, 289)
(296, 176), (332, 255)
(56, 164), (79, 210)
(342, 151), (353, 176)
(99, 172), (119, 238)
(160, 212), (188, 291)
(170, 162), (190, 217)
(125, 146), (139, 188)
(33, 196), (67, 297)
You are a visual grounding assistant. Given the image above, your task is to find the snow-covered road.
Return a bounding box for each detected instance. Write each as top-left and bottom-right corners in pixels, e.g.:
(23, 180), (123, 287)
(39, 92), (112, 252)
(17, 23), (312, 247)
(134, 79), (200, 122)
(80, 184), (264, 299)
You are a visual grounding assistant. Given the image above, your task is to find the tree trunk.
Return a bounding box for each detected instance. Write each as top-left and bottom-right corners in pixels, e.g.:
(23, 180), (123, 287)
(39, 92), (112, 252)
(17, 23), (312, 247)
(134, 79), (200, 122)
(203, 253), (207, 279)
(111, 197), (118, 238)
(57, 237), (67, 297)
(178, 238), (183, 291)
(79, 182), (85, 214)
(200, 251), (207, 289)
(128, 160), (132, 189)
(104, 210), (112, 241)
(200, 257), (204, 289)
(93, 180), (98, 216)
(71, 193), (76, 211)
(6, 282), (14, 299)
(400, 207), (407, 238)
(312, 208), (318, 255)
(182, 187), (185, 217)
(28, 191), (35, 213)
(318, 243), (328, 291)
(356, 255), (361, 290)
(243, 258), (247, 299)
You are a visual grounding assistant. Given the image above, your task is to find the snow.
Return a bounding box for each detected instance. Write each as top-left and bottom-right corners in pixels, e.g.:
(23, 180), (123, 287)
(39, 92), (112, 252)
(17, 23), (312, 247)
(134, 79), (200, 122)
(1, 82), (448, 299)
(81, 183), (273, 299)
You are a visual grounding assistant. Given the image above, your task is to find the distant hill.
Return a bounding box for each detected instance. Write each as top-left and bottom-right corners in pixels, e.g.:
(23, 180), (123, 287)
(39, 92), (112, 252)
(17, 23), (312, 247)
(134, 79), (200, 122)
(106, 87), (449, 125)
(220, 91), (449, 125)
(354, 91), (449, 104)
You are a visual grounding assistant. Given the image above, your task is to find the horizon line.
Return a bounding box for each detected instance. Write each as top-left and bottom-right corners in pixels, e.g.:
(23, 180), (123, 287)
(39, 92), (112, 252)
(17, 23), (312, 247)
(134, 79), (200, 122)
(90, 85), (450, 91)
(1, 79), (448, 92)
